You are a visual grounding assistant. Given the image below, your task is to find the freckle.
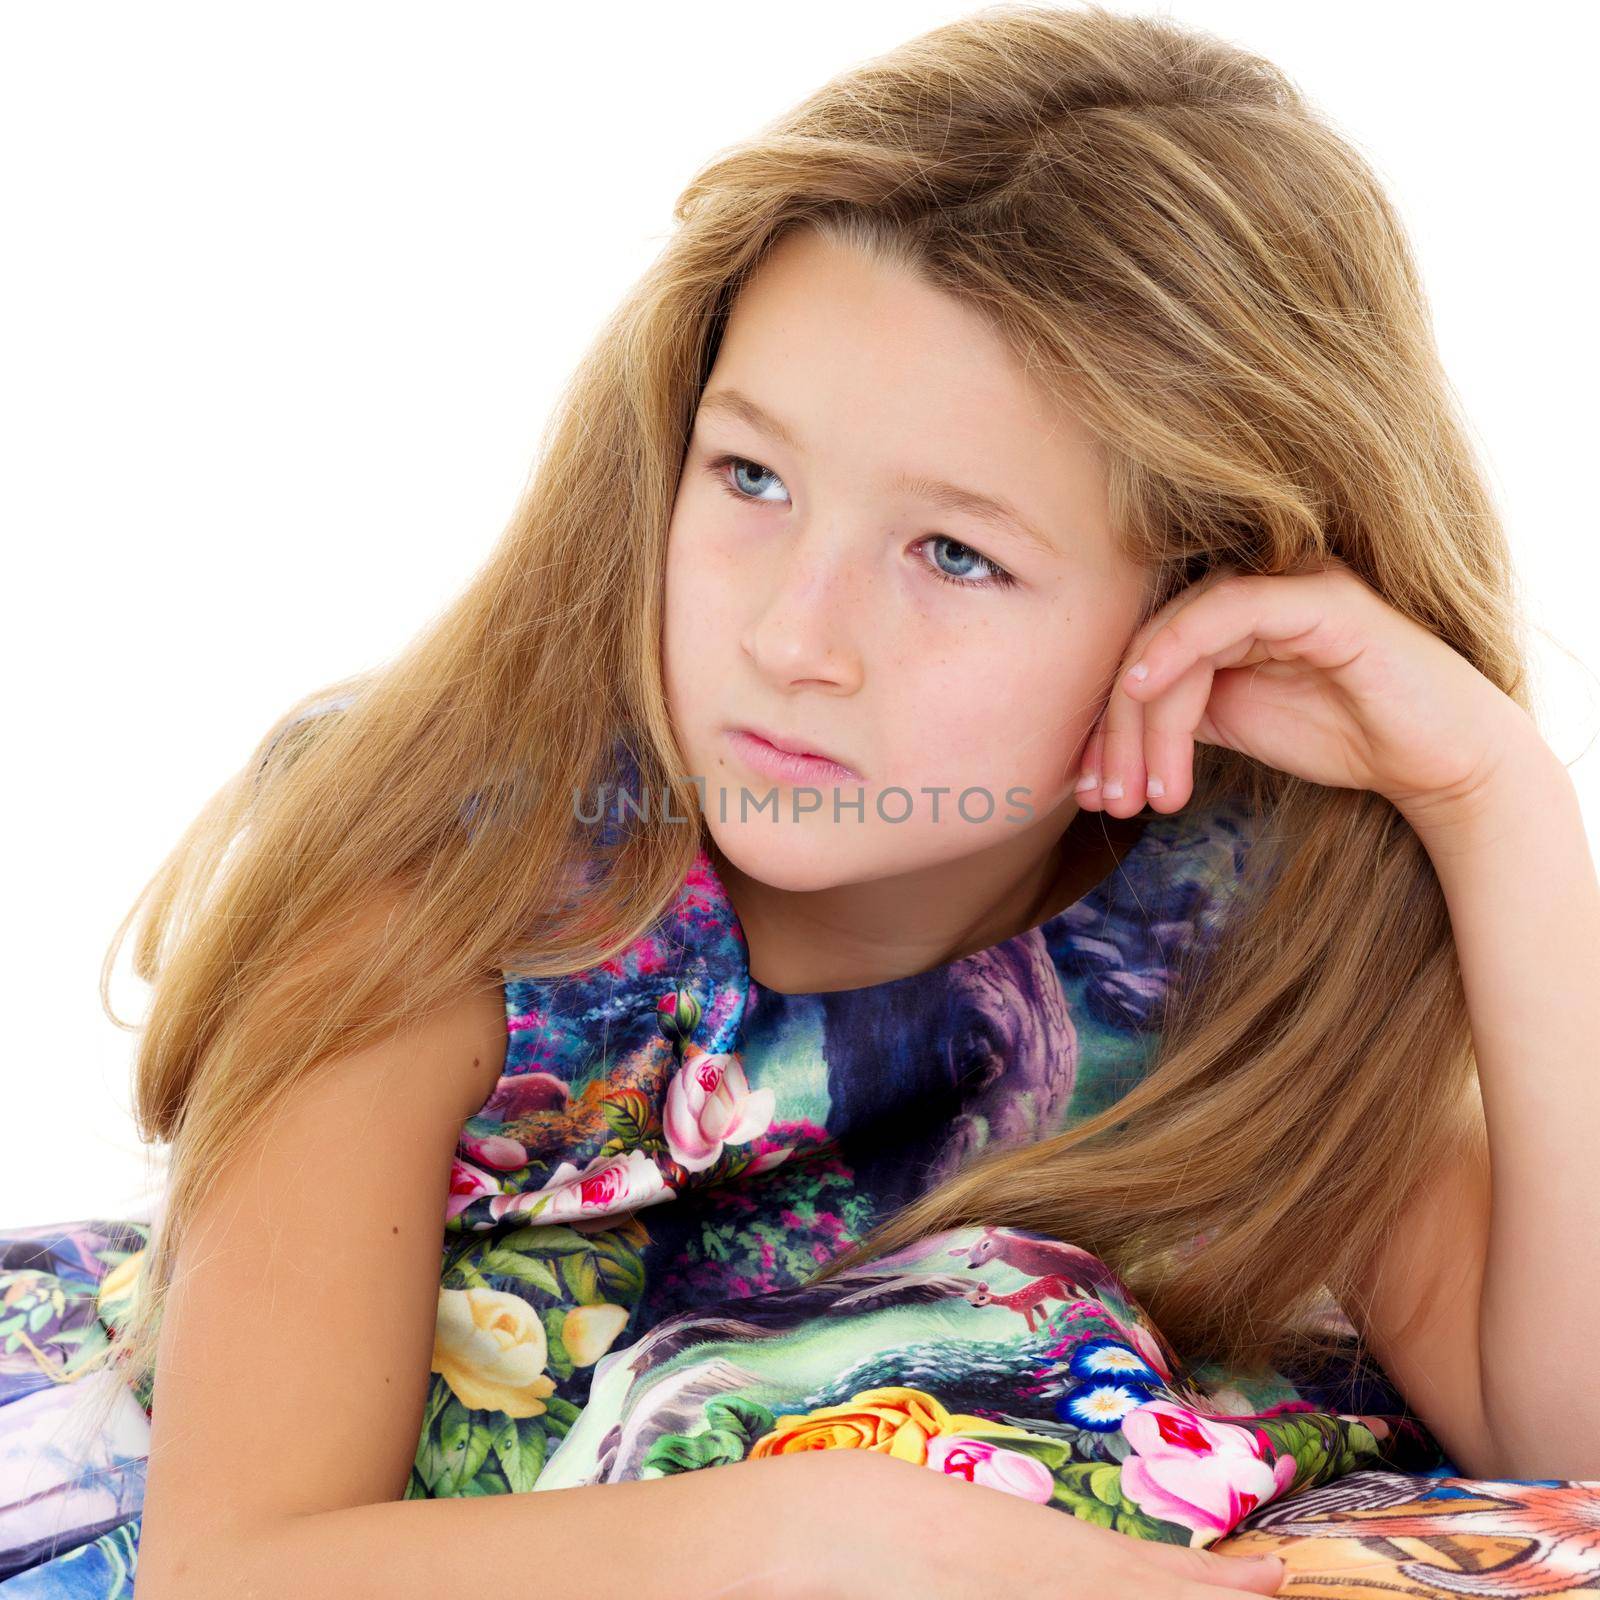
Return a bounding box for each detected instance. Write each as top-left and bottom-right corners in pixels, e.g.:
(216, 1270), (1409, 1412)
(392, 1226), (399, 1234)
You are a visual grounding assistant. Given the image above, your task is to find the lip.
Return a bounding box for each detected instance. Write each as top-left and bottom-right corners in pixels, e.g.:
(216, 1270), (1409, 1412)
(725, 726), (863, 786)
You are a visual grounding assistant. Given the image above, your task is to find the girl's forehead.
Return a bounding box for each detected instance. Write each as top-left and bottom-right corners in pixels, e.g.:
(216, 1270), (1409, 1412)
(685, 236), (1151, 589)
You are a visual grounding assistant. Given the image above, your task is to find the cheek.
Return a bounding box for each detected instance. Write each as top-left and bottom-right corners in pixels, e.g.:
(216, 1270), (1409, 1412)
(877, 653), (1002, 782)
(664, 505), (746, 623)
(888, 632), (1110, 793)
(662, 516), (737, 721)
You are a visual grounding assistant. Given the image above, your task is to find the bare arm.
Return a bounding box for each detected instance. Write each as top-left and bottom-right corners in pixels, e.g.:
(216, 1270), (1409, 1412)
(131, 903), (840, 1600)
(1396, 729), (1600, 1480)
(209, 1454), (849, 1600)
(132, 896), (1289, 1600)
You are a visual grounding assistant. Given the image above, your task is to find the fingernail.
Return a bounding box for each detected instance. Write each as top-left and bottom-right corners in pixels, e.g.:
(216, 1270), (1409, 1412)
(1075, 772), (1099, 791)
(1102, 777), (1124, 800)
(1146, 775), (1165, 798)
(1126, 660), (1149, 683)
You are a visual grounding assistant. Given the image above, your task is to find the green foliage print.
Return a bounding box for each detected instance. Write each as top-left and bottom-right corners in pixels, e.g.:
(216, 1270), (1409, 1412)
(643, 1395), (778, 1477)
(408, 1215), (649, 1499)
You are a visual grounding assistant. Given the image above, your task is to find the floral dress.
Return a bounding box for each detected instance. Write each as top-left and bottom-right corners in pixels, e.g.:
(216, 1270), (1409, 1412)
(6, 776), (1597, 1596)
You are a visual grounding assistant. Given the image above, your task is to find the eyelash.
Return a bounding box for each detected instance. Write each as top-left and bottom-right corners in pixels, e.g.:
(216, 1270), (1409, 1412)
(702, 452), (1019, 592)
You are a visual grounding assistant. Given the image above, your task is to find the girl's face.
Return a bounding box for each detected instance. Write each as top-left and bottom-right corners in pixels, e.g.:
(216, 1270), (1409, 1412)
(663, 228), (1151, 897)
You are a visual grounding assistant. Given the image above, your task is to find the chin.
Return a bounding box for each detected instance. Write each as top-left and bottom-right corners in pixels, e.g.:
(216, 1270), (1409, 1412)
(703, 818), (882, 893)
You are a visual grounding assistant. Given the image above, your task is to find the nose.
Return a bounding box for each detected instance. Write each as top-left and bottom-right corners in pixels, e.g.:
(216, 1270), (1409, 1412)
(740, 521), (867, 693)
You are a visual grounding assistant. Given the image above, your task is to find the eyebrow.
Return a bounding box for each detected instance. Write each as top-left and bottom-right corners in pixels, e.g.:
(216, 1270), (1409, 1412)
(695, 387), (1062, 558)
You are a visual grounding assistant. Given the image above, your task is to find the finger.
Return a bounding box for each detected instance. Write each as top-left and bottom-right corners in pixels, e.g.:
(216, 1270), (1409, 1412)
(1110, 1530), (1287, 1592)
(1139, 658), (1214, 811)
(1095, 658), (1149, 819)
(1148, 1551), (1288, 1596)
(1119, 570), (1360, 702)
(1211, 1553), (1289, 1594)
(1074, 718), (1109, 811)
(1081, 565), (1240, 813)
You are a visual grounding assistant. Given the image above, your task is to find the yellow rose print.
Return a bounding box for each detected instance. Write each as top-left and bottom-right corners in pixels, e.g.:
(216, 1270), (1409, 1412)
(562, 1302), (630, 1367)
(431, 1285), (558, 1418)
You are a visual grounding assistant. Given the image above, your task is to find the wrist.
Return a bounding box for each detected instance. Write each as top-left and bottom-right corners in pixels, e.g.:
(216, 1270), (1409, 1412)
(1394, 709), (1567, 861)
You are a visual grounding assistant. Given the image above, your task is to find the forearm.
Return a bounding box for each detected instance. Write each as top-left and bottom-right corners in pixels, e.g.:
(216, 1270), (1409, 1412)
(140, 1454), (825, 1600)
(1404, 725), (1600, 1480)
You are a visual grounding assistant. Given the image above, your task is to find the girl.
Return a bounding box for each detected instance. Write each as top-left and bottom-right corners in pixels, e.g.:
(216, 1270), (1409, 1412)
(4, 5), (1598, 1597)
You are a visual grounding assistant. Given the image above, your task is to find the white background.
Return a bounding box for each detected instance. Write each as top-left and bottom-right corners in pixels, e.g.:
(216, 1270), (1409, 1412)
(3, 3), (1595, 1226)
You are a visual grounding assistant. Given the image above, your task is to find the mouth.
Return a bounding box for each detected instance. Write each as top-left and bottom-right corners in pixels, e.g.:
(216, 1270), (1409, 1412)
(724, 725), (863, 785)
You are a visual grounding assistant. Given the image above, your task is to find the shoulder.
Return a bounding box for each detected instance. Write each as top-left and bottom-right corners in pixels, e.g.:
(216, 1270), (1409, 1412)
(425, 972), (511, 1128)
(244, 877), (510, 1128)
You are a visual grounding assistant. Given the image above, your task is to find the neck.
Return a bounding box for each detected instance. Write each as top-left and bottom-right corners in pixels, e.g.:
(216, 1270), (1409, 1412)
(710, 806), (1148, 997)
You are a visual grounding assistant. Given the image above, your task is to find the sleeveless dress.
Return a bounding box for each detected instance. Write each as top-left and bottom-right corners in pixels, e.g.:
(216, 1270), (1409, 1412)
(15, 780), (1594, 1597)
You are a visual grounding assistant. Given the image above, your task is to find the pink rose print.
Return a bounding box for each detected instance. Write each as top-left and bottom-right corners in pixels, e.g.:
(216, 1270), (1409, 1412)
(479, 1069), (568, 1123)
(743, 1145), (795, 1176)
(1119, 1399), (1298, 1542)
(925, 1436), (1055, 1503)
(489, 1146), (675, 1225)
(458, 1130), (530, 1172)
(663, 1044), (776, 1174)
(446, 1158), (502, 1221)
(1125, 1320), (1174, 1382)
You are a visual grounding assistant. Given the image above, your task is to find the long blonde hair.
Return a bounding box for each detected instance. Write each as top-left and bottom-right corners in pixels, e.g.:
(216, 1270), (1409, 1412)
(62, 1), (1520, 1434)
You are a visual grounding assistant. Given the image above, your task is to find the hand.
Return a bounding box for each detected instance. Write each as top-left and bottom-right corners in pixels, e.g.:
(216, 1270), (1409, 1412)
(762, 1448), (1288, 1599)
(1074, 558), (1536, 832)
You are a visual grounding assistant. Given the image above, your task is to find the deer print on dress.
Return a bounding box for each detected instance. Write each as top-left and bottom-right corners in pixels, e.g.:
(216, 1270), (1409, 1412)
(949, 1226), (1183, 1382)
(962, 1274), (1078, 1331)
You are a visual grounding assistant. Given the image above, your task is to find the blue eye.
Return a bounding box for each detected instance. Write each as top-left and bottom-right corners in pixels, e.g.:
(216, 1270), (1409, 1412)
(703, 453), (1019, 592)
(921, 535), (1018, 591)
(707, 452), (790, 504)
